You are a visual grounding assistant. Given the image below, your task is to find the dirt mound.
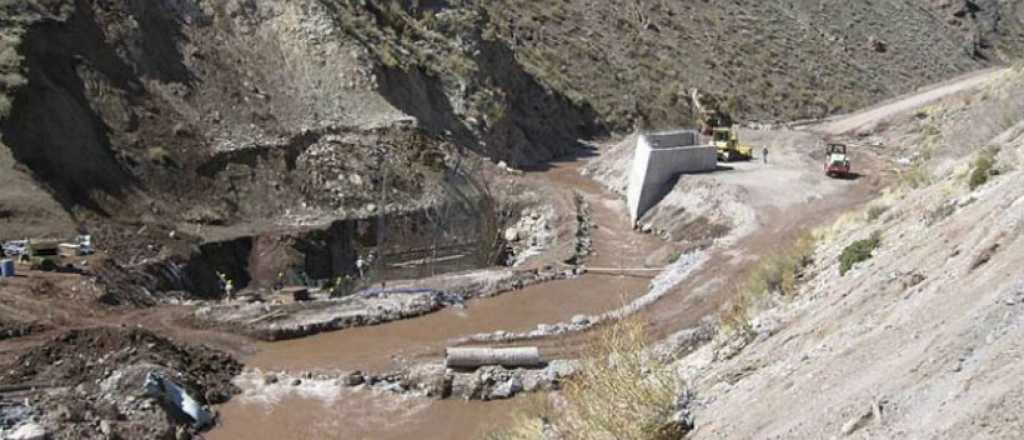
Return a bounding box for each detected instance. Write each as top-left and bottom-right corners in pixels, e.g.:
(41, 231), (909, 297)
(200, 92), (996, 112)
(1, 327), (241, 439)
(3, 327), (240, 398)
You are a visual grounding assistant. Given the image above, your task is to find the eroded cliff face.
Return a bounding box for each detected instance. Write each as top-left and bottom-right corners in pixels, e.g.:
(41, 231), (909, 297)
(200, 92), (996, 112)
(0, 0), (1021, 252)
(0, 0), (597, 265)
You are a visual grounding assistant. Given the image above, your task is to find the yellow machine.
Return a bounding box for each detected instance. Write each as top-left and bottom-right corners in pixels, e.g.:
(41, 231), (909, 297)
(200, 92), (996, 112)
(21, 239), (61, 271)
(711, 128), (754, 161)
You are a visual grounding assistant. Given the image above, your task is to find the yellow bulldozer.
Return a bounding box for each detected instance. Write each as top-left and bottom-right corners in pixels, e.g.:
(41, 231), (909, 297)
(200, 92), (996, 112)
(691, 89), (754, 162)
(710, 128), (754, 162)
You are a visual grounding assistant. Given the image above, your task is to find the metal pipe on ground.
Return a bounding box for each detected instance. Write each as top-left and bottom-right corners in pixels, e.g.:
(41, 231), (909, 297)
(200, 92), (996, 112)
(445, 347), (544, 369)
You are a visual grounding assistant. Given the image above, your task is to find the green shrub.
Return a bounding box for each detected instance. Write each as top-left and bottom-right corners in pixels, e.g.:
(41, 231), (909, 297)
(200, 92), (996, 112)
(968, 147), (999, 190)
(839, 231), (881, 276)
(721, 233), (817, 335)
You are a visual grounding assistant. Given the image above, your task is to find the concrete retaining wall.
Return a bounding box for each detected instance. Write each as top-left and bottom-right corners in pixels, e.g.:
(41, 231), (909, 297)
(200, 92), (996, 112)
(627, 130), (717, 224)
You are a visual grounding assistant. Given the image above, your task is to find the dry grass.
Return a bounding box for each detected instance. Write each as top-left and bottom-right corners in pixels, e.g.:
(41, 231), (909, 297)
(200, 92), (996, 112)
(866, 204), (890, 222)
(968, 146), (1000, 190)
(489, 320), (683, 440)
(720, 233), (817, 336)
(898, 162), (933, 190)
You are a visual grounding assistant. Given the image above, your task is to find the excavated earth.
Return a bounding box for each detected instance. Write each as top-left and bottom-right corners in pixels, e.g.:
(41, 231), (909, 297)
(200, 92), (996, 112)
(674, 68), (1024, 440)
(0, 1), (1023, 439)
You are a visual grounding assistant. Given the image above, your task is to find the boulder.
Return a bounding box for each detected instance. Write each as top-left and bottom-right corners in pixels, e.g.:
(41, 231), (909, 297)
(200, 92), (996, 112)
(504, 227), (521, 242)
(7, 423), (47, 440)
(341, 371), (364, 387)
(571, 314), (591, 326)
(488, 377), (523, 400)
(405, 363), (451, 398)
(450, 373), (484, 399)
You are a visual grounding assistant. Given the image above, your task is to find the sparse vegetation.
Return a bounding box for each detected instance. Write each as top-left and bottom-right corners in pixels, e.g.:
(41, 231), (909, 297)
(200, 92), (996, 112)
(866, 205), (890, 222)
(721, 233), (817, 335)
(0, 29), (26, 117)
(899, 162), (933, 189)
(968, 147), (1000, 190)
(839, 231), (882, 276)
(489, 320), (683, 440)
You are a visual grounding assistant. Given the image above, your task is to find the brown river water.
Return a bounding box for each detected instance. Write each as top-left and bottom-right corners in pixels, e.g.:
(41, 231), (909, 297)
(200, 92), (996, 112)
(209, 158), (664, 439)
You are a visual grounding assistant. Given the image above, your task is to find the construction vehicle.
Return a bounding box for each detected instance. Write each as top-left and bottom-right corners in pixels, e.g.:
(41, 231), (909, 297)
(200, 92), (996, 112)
(824, 143), (851, 178)
(711, 127), (754, 161)
(20, 239), (61, 271)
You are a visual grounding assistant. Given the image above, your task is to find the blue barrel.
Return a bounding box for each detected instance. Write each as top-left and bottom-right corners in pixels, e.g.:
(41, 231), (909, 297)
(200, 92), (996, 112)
(0, 259), (14, 277)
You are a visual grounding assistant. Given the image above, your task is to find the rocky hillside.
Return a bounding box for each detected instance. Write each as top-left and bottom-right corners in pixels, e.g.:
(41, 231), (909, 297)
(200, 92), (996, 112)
(672, 67), (1024, 439)
(484, 0), (1024, 130)
(0, 0), (600, 251)
(0, 0), (1021, 252)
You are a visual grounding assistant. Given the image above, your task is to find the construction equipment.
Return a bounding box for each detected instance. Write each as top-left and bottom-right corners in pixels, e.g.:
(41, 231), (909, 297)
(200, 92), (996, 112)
(691, 89), (733, 136)
(711, 128), (754, 162)
(20, 239), (61, 271)
(824, 143), (851, 177)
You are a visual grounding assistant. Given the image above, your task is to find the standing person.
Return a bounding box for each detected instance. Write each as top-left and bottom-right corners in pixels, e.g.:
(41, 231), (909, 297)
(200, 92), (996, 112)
(356, 255), (367, 279)
(762, 146), (769, 164)
(217, 272), (234, 302)
(274, 271), (285, 290)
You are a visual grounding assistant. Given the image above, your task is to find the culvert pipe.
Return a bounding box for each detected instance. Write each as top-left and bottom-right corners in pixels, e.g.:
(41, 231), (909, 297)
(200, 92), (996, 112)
(445, 347), (544, 369)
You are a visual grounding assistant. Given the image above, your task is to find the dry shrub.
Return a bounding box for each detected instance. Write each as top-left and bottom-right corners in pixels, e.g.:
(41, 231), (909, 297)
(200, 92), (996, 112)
(968, 146), (1000, 190)
(489, 320), (683, 440)
(720, 233), (817, 335)
(559, 320), (682, 440)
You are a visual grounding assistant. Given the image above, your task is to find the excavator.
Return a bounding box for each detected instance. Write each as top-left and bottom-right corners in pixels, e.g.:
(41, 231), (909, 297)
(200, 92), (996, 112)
(692, 89), (754, 162)
(710, 128), (754, 162)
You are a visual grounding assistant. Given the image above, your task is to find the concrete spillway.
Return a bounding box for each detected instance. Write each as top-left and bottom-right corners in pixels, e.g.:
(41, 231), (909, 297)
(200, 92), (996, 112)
(627, 130), (717, 224)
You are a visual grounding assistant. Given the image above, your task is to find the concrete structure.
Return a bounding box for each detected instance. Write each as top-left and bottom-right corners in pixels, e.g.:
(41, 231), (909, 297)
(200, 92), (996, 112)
(445, 347), (544, 369)
(627, 130), (717, 224)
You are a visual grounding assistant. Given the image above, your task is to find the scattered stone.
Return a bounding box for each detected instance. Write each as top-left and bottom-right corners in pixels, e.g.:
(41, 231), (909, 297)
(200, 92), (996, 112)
(405, 363), (451, 398)
(263, 374), (279, 385)
(571, 314), (590, 326)
(289, 378), (302, 387)
(504, 227), (521, 242)
(450, 372), (484, 399)
(100, 419), (113, 437)
(488, 377), (523, 400)
(7, 423), (47, 440)
(840, 407), (874, 436)
(341, 371), (364, 387)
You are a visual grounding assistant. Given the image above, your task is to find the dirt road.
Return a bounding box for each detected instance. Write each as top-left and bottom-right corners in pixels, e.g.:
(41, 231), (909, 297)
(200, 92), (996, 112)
(818, 67), (1010, 135)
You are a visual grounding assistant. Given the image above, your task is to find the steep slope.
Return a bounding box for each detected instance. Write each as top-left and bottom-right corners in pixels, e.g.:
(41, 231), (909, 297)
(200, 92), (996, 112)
(674, 67), (1024, 439)
(483, 0), (1024, 130)
(0, 0), (1021, 276)
(0, 0), (599, 249)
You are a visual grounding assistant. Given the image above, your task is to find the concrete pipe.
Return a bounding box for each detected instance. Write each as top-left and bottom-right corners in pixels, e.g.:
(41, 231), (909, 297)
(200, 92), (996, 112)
(445, 347), (544, 369)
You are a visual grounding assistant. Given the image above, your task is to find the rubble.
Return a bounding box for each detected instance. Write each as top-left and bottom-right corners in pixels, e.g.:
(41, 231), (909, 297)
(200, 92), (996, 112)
(232, 359), (580, 403)
(196, 266), (575, 340)
(503, 206), (556, 267)
(0, 328), (241, 439)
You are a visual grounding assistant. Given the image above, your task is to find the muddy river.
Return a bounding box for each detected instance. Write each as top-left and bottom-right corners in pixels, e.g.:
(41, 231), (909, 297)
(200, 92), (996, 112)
(209, 158), (664, 439)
